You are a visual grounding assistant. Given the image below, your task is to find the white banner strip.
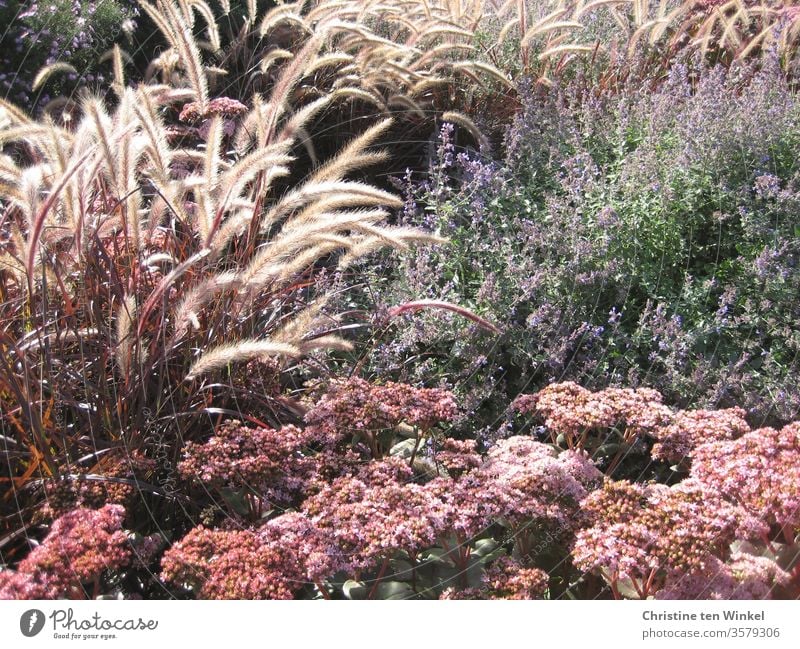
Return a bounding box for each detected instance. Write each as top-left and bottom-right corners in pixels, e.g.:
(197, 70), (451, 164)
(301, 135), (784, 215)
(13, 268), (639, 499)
(1, 600), (798, 648)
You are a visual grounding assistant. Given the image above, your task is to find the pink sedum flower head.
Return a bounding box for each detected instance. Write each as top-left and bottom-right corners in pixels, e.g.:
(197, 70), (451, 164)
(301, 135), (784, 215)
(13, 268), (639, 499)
(516, 382), (672, 447)
(690, 422), (800, 531)
(573, 479), (743, 594)
(259, 512), (344, 585)
(177, 421), (319, 504)
(433, 438), (482, 477)
(161, 526), (307, 599)
(302, 473), (450, 572)
(464, 437), (602, 531)
(0, 570), (49, 600)
(304, 377), (457, 450)
(655, 552), (791, 600)
(440, 556), (548, 600)
(1, 505), (131, 599)
(179, 97), (247, 123)
(650, 407), (749, 463)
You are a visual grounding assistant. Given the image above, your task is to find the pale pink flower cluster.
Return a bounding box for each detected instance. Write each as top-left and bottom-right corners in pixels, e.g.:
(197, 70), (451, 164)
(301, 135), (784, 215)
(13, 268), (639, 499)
(439, 556), (548, 600)
(302, 470), (450, 571)
(0, 505), (131, 599)
(177, 422), (318, 503)
(432, 438), (482, 476)
(258, 513), (344, 584)
(573, 479), (741, 590)
(691, 422), (800, 530)
(655, 553), (791, 600)
(163, 431), (603, 595)
(458, 437), (602, 532)
(304, 377), (458, 450)
(517, 382), (757, 467)
(179, 96), (248, 123)
(649, 407), (749, 463)
(516, 382), (671, 446)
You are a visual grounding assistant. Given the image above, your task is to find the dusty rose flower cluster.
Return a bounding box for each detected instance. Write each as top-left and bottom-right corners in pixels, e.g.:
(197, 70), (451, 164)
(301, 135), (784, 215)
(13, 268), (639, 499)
(157, 380), (798, 599)
(0, 505), (132, 599)
(690, 422), (800, 532)
(655, 552), (791, 600)
(178, 97), (248, 123)
(302, 471), (449, 571)
(258, 513), (343, 584)
(431, 438), (482, 477)
(177, 422), (319, 504)
(480, 556), (549, 599)
(440, 556), (549, 600)
(649, 407), (750, 463)
(516, 382), (671, 447)
(304, 377), (457, 453)
(39, 451), (157, 519)
(518, 382), (755, 466)
(160, 526), (303, 599)
(573, 479), (743, 595)
(460, 437), (602, 532)
(160, 512), (346, 599)
(164, 418), (600, 597)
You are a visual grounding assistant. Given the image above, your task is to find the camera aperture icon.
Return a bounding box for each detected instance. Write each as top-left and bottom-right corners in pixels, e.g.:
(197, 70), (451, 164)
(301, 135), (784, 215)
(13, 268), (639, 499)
(20, 609), (45, 637)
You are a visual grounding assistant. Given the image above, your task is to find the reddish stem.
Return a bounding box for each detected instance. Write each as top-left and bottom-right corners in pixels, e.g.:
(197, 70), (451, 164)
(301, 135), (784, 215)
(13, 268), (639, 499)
(367, 558), (391, 600)
(314, 581), (331, 600)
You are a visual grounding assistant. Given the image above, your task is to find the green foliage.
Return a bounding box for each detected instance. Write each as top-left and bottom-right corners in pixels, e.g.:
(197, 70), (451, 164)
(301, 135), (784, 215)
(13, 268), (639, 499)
(358, 58), (800, 435)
